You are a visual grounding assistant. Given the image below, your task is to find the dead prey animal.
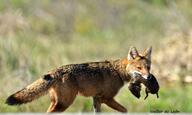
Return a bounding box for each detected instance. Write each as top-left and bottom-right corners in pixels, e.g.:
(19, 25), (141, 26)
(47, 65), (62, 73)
(128, 73), (159, 99)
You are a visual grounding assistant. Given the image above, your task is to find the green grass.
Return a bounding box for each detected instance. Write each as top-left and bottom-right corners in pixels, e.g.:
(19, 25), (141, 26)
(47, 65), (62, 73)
(0, 34), (191, 112)
(0, 36), (184, 112)
(0, 0), (192, 113)
(2, 84), (192, 112)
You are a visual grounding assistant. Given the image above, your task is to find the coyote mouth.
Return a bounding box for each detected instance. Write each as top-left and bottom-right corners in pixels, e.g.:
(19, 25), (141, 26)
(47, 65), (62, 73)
(129, 71), (148, 79)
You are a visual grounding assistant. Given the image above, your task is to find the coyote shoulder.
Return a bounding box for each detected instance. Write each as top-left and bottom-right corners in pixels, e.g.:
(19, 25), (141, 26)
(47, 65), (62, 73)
(6, 47), (152, 112)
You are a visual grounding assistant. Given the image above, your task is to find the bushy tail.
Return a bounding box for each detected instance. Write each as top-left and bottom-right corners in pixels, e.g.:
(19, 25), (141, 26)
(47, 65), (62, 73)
(6, 75), (55, 105)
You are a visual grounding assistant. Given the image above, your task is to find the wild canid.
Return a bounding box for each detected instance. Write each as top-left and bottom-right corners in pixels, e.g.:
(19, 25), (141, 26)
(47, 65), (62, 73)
(6, 47), (152, 112)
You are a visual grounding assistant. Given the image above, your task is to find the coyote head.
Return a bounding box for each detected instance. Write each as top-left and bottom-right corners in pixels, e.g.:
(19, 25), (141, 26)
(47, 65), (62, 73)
(126, 46), (152, 79)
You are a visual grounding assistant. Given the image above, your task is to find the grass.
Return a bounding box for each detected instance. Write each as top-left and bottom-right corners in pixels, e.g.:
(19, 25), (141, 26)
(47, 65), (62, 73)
(2, 83), (192, 112)
(0, 0), (192, 113)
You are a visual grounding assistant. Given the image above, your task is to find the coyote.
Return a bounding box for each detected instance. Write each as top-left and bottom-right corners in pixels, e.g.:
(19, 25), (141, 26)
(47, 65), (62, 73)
(6, 47), (152, 112)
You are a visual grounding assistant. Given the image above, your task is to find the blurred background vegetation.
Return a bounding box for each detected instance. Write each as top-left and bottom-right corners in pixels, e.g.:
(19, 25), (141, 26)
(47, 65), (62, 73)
(0, 0), (192, 112)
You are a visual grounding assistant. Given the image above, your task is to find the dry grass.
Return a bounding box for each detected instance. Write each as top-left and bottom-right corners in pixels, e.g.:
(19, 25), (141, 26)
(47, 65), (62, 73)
(0, 0), (192, 112)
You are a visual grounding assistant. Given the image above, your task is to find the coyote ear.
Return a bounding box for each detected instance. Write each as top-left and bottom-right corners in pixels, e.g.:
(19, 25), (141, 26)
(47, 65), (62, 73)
(143, 46), (152, 61)
(127, 46), (139, 60)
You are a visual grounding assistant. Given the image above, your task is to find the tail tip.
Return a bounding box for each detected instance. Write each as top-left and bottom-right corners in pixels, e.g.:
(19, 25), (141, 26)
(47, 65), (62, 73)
(5, 95), (22, 105)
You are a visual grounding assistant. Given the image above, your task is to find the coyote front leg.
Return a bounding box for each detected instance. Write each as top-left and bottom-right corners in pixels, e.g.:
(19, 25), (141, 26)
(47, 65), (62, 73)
(93, 97), (101, 112)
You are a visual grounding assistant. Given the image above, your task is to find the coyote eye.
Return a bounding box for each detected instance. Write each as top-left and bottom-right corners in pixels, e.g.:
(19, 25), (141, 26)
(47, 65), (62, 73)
(137, 66), (142, 70)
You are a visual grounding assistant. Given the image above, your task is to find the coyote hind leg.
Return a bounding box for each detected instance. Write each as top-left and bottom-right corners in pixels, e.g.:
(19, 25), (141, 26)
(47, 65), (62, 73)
(47, 84), (77, 112)
(47, 93), (77, 112)
(104, 98), (127, 113)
